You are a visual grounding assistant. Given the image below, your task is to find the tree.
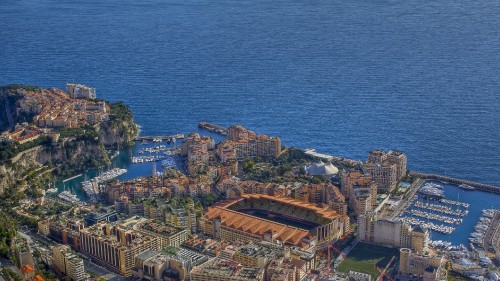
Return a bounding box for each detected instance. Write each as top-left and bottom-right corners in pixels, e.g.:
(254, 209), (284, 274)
(243, 159), (254, 173)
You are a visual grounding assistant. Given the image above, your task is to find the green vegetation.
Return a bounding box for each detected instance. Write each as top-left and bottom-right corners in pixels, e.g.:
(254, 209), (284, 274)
(243, 158), (255, 173)
(240, 147), (331, 184)
(200, 193), (217, 207)
(109, 102), (134, 122)
(0, 136), (51, 162)
(162, 247), (181, 256)
(0, 211), (18, 258)
(0, 84), (43, 92)
(337, 243), (399, 278)
(2, 268), (23, 281)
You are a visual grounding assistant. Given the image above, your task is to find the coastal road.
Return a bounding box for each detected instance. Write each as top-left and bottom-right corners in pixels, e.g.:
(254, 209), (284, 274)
(389, 178), (422, 219)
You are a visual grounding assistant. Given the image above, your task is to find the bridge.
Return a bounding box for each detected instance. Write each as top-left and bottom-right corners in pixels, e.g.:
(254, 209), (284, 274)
(134, 134), (185, 141)
(409, 171), (500, 194)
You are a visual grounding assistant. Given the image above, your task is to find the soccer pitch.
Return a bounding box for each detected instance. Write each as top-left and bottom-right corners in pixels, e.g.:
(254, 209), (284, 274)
(337, 243), (399, 278)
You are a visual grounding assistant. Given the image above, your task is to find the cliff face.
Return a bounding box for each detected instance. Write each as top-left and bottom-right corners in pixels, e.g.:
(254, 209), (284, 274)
(0, 139), (108, 190)
(0, 87), (138, 192)
(98, 102), (138, 148)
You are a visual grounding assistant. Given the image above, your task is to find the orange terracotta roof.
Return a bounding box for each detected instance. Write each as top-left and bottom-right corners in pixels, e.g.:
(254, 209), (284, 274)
(21, 264), (34, 273)
(204, 207), (310, 246)
(227, 194), (340, 221)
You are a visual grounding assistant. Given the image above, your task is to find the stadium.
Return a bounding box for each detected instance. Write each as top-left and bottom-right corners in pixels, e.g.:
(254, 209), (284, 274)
(200, 194), (350, 251)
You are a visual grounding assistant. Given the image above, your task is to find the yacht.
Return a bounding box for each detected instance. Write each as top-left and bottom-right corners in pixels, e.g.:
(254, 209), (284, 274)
(458, 184), (475, 191)
(418, 184), (444, 198)
(58, 191), (80, 204)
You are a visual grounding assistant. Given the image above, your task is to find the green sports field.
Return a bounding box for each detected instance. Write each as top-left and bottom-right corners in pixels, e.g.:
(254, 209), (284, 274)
(337, 243), (399, 278)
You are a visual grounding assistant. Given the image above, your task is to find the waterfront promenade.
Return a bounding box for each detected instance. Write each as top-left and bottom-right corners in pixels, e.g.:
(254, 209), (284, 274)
(409, 171), (500, 194)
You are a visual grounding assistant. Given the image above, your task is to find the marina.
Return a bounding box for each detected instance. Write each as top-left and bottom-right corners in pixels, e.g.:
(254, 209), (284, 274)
(413, 201), (468, 217)
(131, 155), (165, 163)
(400, 217), (455, 235)
(404, 209), (462, 225)
(80, 168), (127, 200)
(57, 190), (80, 204)
(469, 209), (500, 256)
(396, 180), (500, 246)
(134, 134), (184, 142)
(417, 182), (444, 199)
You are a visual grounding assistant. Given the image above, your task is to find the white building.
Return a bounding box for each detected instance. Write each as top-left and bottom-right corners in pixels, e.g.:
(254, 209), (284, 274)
(66, 83), (96, 99)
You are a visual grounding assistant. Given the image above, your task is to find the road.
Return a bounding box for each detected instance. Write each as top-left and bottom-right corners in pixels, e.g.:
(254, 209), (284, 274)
(389, 178), (422, 219)
(83, 259), (126, 281)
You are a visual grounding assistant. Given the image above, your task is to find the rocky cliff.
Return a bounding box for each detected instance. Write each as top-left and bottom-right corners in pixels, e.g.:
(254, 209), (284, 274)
(98, 102), (138, 148)
(0, 86), (138, 192)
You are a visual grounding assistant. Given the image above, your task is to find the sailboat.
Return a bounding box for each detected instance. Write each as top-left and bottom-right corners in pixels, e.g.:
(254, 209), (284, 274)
(46, 181), (57, 193)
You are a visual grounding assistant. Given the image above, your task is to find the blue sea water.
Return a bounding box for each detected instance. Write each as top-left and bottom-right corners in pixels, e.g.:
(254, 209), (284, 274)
(1, 0), (499, 244)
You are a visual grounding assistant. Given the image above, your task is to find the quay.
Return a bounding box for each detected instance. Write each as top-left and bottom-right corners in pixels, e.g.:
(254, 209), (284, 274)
(134, 134), (185, 141)
(198, 122), (228, 136)
(410, 171), (500, 194)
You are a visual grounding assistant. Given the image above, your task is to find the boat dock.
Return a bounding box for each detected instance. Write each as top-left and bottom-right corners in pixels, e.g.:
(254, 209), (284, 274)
(62, 173), (82, 182)
(198, 122), (228, 136)
(410, 171), (500, 194)
(134, 134), (185, 142)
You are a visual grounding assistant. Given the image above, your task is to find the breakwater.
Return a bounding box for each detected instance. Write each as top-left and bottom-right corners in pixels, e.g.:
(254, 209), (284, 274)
(409, 171), (500, 194)
(198, 122), (228, 136)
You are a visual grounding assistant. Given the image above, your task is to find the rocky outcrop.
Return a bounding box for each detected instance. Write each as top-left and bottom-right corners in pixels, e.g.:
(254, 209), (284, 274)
(98, 102), (138, 148)
(0, 88), (138, 192)
(0, 136), (110, 191)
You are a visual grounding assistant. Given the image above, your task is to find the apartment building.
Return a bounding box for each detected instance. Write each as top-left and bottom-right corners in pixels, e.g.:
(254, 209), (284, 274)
(226, 125), (281, 159)
(358, 212), (429, 254)
(363, 162), (398, 193)
(399, 248), (446, 280)
(79, 222), (160, 276)
(52, 245), (86, 281)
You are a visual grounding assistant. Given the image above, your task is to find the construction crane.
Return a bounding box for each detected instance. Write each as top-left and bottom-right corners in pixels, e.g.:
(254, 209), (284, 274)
(376, 255), (396, 281)
(326, 240), (346, 277)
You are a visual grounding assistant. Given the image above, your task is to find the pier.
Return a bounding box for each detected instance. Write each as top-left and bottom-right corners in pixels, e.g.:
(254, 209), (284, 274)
(198, 122), (228, 136)
(63, 173), (82, 182)
(410, 171), (500, 194)
(134, 134), (185, 141)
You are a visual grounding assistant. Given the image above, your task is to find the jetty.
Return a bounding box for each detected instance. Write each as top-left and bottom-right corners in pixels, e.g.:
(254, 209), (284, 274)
(134, 134), (185, 142)
(63, 173), (82, 182)
(410, 171), (500, 194)
(198, 122), (228, 136)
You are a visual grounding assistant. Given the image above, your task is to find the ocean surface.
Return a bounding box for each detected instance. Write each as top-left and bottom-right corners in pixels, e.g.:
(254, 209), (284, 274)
(1, 0), (499, 244)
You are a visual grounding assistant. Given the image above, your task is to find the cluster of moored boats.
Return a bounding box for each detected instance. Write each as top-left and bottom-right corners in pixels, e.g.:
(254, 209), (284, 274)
(404, 209), (463, 225)
(138, 145), (170, 154)
(439, 198), (470, 208)
(414, 201), (469, 217)
(58, 190), (81, 204)
(400, 217), (455, 234)
(161, 157), (176, 168)
(81, 168), (127, 201)
(398, 181), (474, 235)
(418, 182), (445, 198)
(131, 156), (165, 163)
(469, 209), (498, 246)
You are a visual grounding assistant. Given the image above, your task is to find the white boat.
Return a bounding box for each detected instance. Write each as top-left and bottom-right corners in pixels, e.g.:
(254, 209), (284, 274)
(58, 191), (80, 204)
(458, 184), (475, 191)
